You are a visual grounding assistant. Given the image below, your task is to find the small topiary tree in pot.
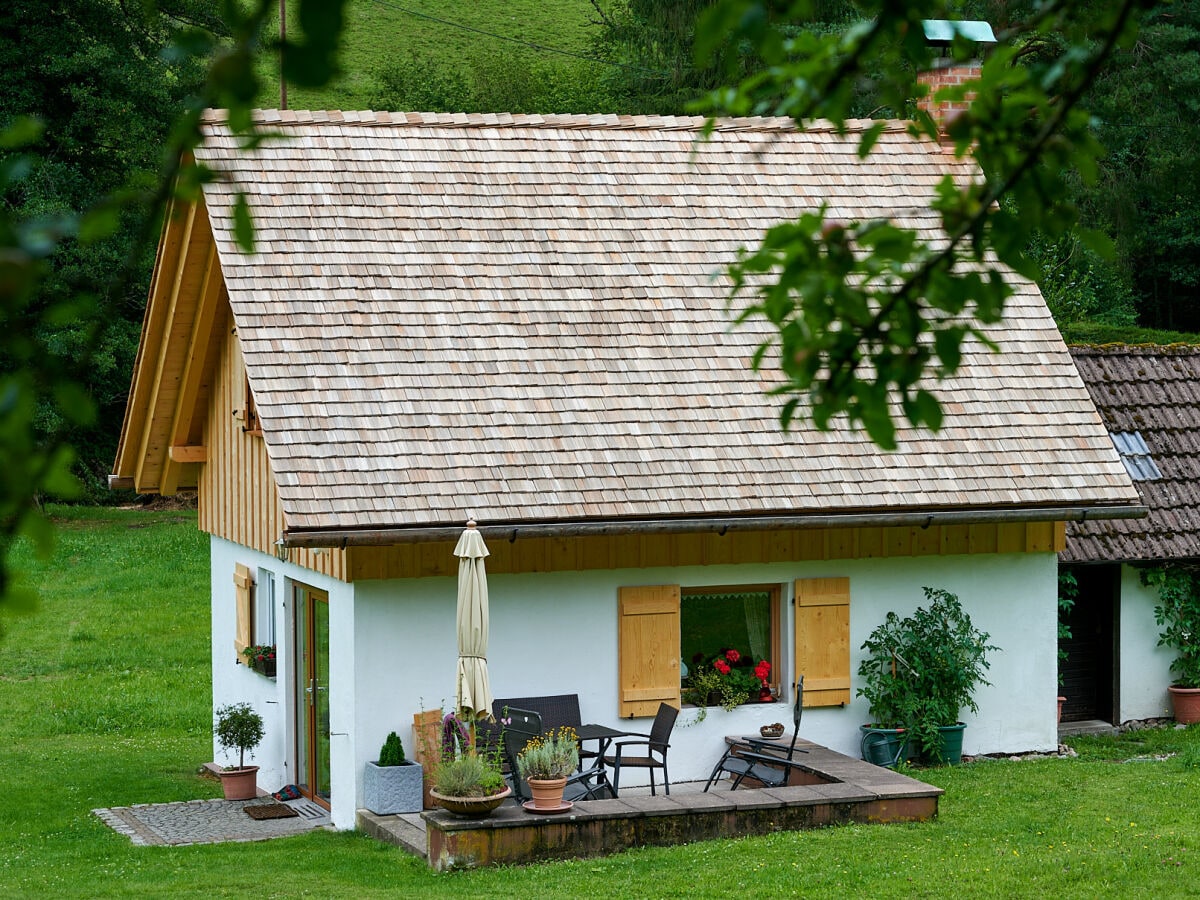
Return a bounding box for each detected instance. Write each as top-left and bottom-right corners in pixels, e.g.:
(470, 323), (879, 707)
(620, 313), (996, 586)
(857, 587), (998, 764)
(214, 702), (265, 800)
(364, 730), (424, 814)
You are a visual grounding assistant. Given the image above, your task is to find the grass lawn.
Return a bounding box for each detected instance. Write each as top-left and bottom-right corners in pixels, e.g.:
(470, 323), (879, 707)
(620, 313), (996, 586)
(3, 507), (1200, 897)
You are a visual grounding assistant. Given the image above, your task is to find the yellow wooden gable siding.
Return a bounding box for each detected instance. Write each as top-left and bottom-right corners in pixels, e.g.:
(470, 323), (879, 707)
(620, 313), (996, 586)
(794, 577), (852, 707)
(345, 521), (1064, 581)
(617, 585), (682, 718)
(198, 324), (346, 581)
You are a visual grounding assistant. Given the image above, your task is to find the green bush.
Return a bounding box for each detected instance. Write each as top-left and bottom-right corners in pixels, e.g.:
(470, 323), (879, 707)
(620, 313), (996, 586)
(857, 587), (998, 761)
(214, 702), (264, 770)
(1142, 566), (1200, 688)
(377, 731), (406, 766)
(433, 753), (505, 798)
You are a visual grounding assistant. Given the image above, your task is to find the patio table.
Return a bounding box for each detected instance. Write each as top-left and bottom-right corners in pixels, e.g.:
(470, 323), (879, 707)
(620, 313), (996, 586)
(576, 723), (637, 796)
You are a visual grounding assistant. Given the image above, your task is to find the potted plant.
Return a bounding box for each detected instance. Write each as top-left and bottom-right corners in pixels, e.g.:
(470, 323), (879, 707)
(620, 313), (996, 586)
(241, 644), (277, 677)
(681, 649), (772, 723)
(857, 587), (998, 764)
(363, 731), (424, 815)
(515, 725), (579, 811)
(1142, 566), (1200, 724)
(429, 748), (510, 818)
(214, 702), (265, 800)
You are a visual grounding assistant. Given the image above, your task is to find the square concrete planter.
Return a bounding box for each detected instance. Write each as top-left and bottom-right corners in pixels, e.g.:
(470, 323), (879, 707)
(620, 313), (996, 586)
(364, 760), (424, 815)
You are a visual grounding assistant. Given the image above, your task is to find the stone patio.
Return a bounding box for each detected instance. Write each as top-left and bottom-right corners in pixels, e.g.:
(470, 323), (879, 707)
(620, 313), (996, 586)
(358, 738), (943, 870)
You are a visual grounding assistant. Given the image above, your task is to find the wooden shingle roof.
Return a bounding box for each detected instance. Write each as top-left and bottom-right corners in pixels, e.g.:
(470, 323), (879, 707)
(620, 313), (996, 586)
(186, 110), (1138, 537)
(1063, 346), (1200, 563)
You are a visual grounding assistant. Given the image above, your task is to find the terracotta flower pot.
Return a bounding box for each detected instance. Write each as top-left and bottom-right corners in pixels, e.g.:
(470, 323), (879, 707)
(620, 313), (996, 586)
(217, 765), (260, 801)
(1169, 685), (1200, 725)
(526, 776), (568, 810)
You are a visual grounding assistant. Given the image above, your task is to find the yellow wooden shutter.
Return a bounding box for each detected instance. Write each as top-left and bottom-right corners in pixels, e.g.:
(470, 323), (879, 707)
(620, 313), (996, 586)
(234, 564), (253, 659)
(794, 577), (851, 707)
(618, 585), (681, 718)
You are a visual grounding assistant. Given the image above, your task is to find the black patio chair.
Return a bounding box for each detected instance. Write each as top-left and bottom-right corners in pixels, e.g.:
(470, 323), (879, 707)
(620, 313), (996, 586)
(500, 708), (612, 803)
(602, 702), (679, 796)
(703, 676), (808, 792)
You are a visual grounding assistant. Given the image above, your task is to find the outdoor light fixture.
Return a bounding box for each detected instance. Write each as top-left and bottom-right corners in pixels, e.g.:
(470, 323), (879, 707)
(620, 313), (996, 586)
(275, 538), (289, 563)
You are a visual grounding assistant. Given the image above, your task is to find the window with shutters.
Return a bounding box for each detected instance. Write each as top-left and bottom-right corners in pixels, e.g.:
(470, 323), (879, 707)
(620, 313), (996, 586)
(618, 577), (852, 716)
(233, 564), (254, 659)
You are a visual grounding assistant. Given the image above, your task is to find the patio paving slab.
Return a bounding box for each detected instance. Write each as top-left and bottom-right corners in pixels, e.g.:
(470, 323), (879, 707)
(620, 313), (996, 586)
(93, 796), (331, 846)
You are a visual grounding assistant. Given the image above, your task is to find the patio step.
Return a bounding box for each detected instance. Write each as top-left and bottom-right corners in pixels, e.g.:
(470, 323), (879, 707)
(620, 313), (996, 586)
(357, 809), (427, 858)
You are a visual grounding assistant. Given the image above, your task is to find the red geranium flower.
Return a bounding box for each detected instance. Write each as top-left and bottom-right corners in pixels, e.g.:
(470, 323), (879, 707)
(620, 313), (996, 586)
(714, 658), (731, 675)
(725, 649), (741, 664)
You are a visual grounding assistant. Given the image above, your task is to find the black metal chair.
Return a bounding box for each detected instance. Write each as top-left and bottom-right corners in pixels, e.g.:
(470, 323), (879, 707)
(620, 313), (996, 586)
(602, 702), (678, 796)
(703, 676), (808, 792)
(500, 707), (612, 802)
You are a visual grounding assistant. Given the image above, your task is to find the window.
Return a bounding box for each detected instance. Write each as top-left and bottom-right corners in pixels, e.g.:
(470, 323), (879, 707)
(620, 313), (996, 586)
(243, 376), (262, 436)
(681, 585), (780, 687)
(1111, 431), (1161, 481)
(617, 577), (851, 719)
(233, 565), (277, 664)
(256, 567), (277, 647)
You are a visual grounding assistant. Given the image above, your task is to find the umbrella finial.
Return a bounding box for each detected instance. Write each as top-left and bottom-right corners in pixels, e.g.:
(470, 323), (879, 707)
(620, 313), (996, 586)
(466, 517), (477, 529)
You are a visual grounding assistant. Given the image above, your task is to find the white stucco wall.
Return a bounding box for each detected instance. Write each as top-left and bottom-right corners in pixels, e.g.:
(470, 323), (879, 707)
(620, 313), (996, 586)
(350, 549), (1059, 808)
(1119, 563), (1175, 721)
(211, 539), (1058, 829)
(210, 538), (357, 828)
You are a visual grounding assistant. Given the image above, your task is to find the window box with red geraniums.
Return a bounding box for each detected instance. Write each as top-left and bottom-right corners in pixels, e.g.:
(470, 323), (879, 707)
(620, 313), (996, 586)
(241, 644), (277, 677)
(682, 648), (772, 722)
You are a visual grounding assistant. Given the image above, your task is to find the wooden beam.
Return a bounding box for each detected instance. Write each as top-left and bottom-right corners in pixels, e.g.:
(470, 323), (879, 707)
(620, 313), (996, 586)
(162, 236), (222, 494)
(108, 475), (135, 491)
(168, 445), (207, 464)
(134, 199), (198, 492)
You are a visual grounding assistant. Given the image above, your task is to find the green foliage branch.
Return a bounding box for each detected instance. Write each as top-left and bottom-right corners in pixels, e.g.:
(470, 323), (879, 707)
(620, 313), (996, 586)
(214, 701), (265, 770)
(1141, 565), (1200, 689)
(856, 586), (998, 760)
(696, 0), (1150, 449)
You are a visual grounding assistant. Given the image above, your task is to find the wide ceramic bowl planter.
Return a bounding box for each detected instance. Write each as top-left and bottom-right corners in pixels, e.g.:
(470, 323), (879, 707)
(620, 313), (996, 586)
(429, 786), (512, 819)
(363, 760), (424, 814)
(1169, 685), (1200, 725)
(217, 765), (260, 801)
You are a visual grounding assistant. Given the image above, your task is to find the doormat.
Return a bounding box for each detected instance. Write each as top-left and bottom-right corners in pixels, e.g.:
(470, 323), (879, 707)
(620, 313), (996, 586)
(245, 802), (300, 820)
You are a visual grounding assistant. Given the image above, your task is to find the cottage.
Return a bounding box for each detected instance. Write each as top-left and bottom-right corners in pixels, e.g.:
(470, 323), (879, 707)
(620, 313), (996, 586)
(111, 108), (1140, 829)
(1060, 345), (1200, 725)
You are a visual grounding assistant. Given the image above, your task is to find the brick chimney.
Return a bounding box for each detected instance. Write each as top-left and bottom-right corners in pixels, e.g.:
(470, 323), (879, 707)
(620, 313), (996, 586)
(917, 20), (996, 135)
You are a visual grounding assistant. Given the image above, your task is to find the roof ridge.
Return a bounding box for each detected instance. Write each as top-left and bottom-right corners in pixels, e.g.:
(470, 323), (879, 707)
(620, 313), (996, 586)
(198, 108), (910, 135)
(1070, 343), (1200, 355)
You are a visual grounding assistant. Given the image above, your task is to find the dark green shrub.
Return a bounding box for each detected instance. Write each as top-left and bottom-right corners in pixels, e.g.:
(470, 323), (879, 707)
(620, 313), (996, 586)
(378, 731), (406, 766)
(214, 702), (264, 770)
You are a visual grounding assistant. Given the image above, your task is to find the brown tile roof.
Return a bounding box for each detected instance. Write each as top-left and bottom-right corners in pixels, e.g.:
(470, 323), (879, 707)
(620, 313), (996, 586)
(192, 110), (1138, 534)
(1063, 345), (1200, 563)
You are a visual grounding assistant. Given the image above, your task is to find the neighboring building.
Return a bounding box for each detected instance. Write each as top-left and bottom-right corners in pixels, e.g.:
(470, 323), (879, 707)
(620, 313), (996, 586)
(111, 109), (1139, 829)
(1061, 345), (1200, 725)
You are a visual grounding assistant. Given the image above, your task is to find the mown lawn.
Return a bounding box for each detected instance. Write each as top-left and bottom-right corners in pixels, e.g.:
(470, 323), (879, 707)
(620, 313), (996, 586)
(2, 507), (1200, 897)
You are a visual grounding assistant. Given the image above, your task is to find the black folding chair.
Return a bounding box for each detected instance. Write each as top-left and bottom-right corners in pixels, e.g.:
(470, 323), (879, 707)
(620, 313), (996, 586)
(703, 676), (808, 791)
(602, 702), (678, 796)
(500, 708), (612, 802)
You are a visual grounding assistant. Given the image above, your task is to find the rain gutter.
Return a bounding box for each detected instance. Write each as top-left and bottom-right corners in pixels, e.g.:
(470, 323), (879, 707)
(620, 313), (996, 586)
(282, 504), (1148, 550)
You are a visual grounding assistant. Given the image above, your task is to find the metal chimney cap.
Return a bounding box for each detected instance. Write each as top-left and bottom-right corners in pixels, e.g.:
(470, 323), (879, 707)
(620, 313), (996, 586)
(922, 20), (997, 45)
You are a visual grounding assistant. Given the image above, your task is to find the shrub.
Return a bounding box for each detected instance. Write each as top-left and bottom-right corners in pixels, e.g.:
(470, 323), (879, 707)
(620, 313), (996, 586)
(857, 587), (999, 761)
(434, 754), (506, 798)
(1142, 566), (1200, 688)
(378, 731), (406, 766)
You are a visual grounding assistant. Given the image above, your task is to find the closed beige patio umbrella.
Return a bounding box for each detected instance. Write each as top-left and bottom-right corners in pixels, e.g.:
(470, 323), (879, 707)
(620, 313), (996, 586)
(454, 520), (494, 729)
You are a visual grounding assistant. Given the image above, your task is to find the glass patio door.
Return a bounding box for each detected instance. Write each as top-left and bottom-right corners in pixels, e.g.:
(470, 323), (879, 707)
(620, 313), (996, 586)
(294, 583), (331, 807)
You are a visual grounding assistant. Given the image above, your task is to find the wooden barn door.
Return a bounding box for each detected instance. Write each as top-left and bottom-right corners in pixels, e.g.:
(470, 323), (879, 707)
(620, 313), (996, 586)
(1059, 565), (1119, 724)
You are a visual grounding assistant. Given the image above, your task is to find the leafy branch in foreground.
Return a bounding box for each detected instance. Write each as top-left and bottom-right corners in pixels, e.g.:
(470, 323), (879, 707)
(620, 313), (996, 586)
(701, 0), (1149, 448)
